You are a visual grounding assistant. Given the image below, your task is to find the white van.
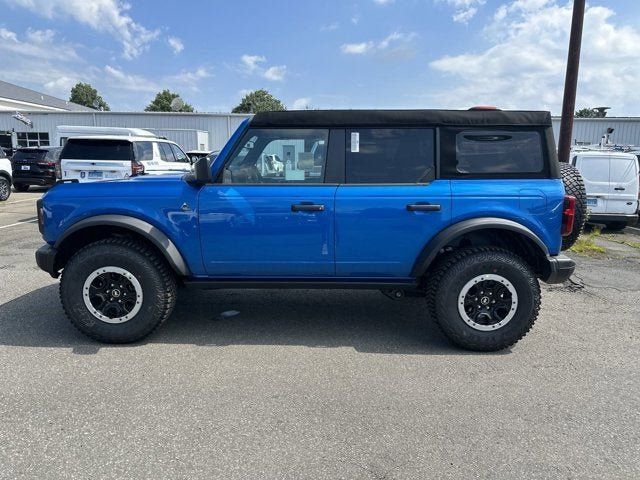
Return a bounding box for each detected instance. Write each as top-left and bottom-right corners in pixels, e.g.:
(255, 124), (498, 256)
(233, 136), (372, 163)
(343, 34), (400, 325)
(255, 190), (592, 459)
(56, 126), (156, 147)
(571, 150), (639, 230)
(59, 136), (191, 182)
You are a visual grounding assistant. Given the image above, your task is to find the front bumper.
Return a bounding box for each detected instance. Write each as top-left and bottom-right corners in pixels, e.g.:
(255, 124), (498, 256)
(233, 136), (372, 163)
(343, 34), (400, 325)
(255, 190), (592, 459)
(541, 254), (575, 284)
(35, 244), (59, 278)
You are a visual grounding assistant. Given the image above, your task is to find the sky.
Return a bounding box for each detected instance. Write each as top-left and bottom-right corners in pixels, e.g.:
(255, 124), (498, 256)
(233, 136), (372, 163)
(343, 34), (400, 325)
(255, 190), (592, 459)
(1, 0), (640, 115)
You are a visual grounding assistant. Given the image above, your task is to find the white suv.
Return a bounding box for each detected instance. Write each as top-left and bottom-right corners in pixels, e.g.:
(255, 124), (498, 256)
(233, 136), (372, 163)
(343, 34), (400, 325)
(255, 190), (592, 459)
(0, 148), (12, 201)
(59, 136), (191, 183)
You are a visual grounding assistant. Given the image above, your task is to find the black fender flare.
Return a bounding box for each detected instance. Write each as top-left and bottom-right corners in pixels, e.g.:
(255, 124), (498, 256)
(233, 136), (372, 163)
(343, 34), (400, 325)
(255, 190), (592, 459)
(411, 217), (550, 277)
(55, 214), (190, 276)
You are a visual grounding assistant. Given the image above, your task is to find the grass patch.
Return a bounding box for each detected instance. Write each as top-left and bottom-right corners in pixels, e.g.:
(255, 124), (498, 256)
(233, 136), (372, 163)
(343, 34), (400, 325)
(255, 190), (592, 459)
(569, 231), (607, 256)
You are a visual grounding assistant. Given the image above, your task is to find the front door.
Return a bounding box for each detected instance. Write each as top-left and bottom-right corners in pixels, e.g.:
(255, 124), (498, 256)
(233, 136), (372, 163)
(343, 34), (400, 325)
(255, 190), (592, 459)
(199, 127), (336, 276)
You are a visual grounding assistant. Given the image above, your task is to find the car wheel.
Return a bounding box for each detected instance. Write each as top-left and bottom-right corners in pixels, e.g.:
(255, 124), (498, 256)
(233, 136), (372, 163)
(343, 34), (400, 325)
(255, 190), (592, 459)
(0, 177), (11, 201)
(604, 222), (627, 231)
(60, 238), (177, 343)
(560, 163), (587, 250)
(427, 247), (540, 351)
(13, 183), (29, 192)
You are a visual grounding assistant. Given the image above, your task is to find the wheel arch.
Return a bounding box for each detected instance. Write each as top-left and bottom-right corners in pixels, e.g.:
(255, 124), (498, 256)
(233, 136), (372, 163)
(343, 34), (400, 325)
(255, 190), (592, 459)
(54, 215), (189, 276)
(412, 218), (550, 277)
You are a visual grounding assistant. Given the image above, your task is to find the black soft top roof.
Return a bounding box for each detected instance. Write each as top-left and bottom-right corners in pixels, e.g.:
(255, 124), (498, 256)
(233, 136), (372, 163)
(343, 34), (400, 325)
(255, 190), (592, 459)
(250, 109), (552, 128)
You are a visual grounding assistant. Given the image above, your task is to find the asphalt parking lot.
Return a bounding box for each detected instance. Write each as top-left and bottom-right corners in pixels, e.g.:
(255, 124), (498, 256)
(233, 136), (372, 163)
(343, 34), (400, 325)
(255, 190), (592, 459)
(1, 189), (639, 479)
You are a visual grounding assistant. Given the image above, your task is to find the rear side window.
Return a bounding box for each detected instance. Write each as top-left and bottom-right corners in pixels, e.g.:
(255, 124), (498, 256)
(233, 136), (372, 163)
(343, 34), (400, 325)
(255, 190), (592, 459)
(346, 129), (435, 183)
(455, 130), (544, 174)
(134, 142), (155, 161)
(61, 140), (133, 161)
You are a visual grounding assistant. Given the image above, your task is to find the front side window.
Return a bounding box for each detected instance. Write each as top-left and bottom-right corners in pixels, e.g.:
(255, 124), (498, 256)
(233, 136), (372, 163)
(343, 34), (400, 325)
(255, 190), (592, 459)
(170, 144), (188, 163)
(455, 130), (544, 174)
(222, 129), (329, 184)
(346, 129), (435, 184)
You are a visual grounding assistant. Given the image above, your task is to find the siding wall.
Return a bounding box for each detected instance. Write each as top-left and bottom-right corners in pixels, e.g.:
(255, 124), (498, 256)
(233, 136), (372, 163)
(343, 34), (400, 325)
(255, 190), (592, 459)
(551, 118), (640, 146)
(0, 111), (252, 151)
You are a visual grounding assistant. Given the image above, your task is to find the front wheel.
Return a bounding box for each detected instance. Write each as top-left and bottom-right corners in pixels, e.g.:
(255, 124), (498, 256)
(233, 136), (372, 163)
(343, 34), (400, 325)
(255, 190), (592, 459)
(427, 247), (540, 351)
(60, 238), (177, 343)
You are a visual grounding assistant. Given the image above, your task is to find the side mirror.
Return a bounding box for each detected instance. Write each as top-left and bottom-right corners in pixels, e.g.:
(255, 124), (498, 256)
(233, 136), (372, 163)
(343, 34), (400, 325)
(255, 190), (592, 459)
(186, 157), (210, 185)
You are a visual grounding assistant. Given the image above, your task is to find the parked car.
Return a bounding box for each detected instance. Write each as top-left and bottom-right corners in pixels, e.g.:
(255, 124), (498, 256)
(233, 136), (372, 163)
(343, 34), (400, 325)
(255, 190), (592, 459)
(58, 136), (191, 182)
(0, 148), (11, 201)
(11, 146), (62, 192)
(185, 150), (212, 162)
(571, 150), (639, 230)
(36, 109), (583, 351)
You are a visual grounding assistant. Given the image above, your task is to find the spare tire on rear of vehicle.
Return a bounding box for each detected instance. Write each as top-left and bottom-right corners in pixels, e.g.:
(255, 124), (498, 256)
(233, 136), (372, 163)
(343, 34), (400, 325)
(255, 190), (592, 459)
(559, 162), (587, 251)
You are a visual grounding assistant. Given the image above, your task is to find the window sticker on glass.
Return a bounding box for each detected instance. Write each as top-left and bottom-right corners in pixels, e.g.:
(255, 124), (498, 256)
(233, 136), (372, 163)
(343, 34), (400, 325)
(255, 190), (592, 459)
(351, 132), (360, 153)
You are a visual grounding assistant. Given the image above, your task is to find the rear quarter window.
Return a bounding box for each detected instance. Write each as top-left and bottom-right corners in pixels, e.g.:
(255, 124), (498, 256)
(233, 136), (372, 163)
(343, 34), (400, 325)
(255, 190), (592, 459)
(61, 140), (133, 161)
(441, 128), (548, 178)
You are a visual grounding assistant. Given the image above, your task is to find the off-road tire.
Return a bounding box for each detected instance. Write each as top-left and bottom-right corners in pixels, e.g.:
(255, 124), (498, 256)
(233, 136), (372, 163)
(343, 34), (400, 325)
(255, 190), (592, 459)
(13, 183), (29, 192)
(0, 177), (10, 201)
(426, 247), (540, 351)
(60, 238), (177, 343)
(560, 163), (587, 250)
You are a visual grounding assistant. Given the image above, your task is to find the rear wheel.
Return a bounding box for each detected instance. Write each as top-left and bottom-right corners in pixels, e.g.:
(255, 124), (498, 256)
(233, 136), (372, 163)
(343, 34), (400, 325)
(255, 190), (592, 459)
(427, 247), (540, 351)
(60, 238), (177, 343)
(560, 163), (587, 250)
(0, 177), (10, 201)
(13, 183), (29, 192)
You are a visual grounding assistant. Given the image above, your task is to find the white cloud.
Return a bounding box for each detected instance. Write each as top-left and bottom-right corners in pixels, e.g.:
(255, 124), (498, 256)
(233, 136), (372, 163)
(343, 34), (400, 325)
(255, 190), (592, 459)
(321, 22), (339, 31)
(166, 67), (212, 90)
(104, 65), (159, 92)
(238, 55), (286, 81)
(373, 0), (395, 4)
(291, 97), (311, 110)
(428, 1), (640, 114)
(441, 0), (486, 23)
(341, 41), (374, 55)
(240, 54), (266, 73)
(167, 36), (184, 54)
(341, 31), (416, 55)
(43, 76), (78, 97)
(263, 65), (286, 82)
(6, 0), (160, 59)
(0, 27), (79, 61)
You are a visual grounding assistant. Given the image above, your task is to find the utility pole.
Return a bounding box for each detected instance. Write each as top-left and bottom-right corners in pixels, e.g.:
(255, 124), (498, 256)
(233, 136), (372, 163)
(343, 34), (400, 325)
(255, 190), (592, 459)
(557, 0), (586, 163)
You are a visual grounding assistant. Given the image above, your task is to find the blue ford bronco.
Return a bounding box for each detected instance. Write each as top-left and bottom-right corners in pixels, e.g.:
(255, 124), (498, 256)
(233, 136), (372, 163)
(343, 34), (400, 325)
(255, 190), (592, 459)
(35, 109), (585, 351)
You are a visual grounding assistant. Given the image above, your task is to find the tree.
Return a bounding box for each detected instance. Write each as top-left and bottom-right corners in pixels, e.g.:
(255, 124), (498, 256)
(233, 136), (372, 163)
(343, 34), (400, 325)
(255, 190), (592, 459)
(575, 108), (597, 118)
(145, 89), (194, 112)
(232, 89), (286, 113)
(69, 82), (110, 111)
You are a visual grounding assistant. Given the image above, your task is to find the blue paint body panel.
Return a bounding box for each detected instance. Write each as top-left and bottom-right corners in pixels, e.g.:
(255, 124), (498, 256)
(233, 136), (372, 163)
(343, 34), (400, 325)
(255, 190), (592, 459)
(335, 181), (452, 277)
(39, 117), (566, 281)
(198, 185), (337, 276)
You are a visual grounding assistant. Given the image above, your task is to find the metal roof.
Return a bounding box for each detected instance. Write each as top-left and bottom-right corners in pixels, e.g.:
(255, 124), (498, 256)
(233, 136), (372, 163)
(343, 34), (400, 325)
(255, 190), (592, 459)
(0, 80), (93, 112)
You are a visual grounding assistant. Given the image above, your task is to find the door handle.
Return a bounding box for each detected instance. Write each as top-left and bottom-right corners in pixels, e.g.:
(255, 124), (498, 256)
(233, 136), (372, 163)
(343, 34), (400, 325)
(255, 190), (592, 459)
(614, 187), (626, 191)
(406, 203), (441, 212)
(291, 203), (325, 212)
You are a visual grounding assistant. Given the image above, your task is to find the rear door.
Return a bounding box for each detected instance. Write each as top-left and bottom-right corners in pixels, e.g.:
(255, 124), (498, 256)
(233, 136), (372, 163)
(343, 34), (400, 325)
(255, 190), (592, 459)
(606, 154), (639, 215)
(335, 128), (451, 278)
(60, 139), (133, 182)
(575, 154), (609, 214)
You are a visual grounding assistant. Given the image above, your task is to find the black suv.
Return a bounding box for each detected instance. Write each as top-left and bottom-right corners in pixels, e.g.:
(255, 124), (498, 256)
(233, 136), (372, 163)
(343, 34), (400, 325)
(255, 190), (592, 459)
(11, 146), (63, 191)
